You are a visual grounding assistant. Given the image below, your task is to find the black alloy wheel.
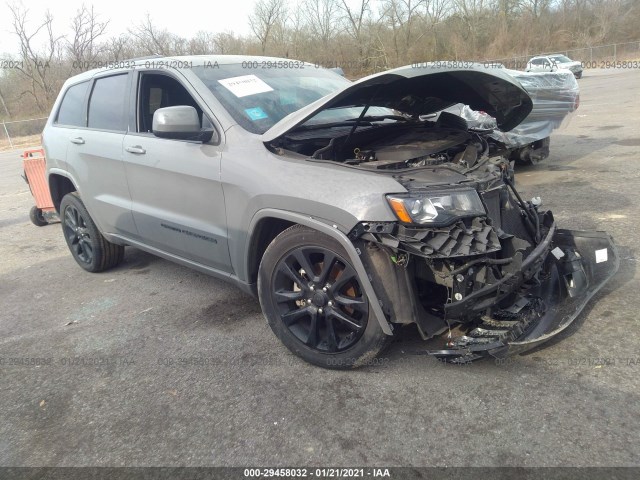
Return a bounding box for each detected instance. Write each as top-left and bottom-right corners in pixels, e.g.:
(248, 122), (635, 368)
(258, 225), (389, 369)
(59, 192), (125, 272)
(63, 203), (94, 265)
(272, 245), (368, 353)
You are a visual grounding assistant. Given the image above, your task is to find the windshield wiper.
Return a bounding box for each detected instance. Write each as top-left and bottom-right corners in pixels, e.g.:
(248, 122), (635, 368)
(360, 114), (409, 122)
(292, 114), (409, 132)
(292, 120), (373, 132)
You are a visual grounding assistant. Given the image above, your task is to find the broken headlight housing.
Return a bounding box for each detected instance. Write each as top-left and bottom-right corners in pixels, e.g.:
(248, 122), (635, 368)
(386, 188), (486, 225)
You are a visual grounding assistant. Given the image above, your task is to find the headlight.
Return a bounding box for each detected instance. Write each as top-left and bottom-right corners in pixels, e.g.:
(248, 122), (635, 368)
(386, 189), (486, 225)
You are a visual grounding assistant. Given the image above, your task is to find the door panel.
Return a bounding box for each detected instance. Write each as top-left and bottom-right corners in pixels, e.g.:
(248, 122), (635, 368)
(62, 73), (136, 237)
(122, 70), (231, 271)
(122, 135), (231, 271)
(69, 130), (137, 236)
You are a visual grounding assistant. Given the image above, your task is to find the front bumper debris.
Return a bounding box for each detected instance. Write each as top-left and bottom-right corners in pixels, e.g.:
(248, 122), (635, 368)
(428, 228), (619, 362)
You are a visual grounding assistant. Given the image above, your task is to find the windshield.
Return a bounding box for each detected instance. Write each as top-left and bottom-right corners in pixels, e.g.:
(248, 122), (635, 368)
(550, 55), (572, 64)
(192, 64), (350, 134)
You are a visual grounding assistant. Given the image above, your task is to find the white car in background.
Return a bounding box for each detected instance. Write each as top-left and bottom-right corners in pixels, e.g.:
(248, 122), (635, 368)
(526, 54), (583, 79)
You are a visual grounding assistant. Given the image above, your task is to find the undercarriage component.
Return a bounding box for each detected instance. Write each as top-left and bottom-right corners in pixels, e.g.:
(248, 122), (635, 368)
(428, 229), (619, 362)
(510, 137), (551, 165)
(357, 241), (447, 337)
(444, 221), (555, 319)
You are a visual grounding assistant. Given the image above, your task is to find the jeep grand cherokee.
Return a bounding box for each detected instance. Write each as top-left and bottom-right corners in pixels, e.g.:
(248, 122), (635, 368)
(43, 56), (618, 368)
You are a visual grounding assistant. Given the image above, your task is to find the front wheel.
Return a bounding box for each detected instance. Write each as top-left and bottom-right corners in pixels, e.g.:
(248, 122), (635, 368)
(258, 225), (390, 369)
(60, 192), (124, 272)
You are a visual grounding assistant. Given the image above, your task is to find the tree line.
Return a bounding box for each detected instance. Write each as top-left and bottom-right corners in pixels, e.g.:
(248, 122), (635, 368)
(0, 0), (638, 120)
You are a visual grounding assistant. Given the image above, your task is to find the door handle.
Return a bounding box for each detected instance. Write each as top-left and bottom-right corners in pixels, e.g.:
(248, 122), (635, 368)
(125, 145), (146, 155)
(70, 137), (85, 145)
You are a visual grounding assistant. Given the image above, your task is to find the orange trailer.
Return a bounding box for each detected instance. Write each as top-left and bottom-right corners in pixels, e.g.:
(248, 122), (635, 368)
(22, 148), (58, 226)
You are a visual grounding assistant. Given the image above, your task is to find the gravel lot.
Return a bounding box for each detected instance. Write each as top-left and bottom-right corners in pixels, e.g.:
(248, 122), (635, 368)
(0, 68), (638, 468)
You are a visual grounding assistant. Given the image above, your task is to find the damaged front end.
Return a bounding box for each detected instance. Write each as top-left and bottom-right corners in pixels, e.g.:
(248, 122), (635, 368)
(264, 63), (618, 362)
(350, 163), (618, 362)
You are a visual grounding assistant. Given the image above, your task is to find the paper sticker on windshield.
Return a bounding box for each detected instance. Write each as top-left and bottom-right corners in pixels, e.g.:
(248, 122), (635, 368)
(245, 107), (268, 121)
(218, 75), (273, 97)
(595, 248), (608, 263)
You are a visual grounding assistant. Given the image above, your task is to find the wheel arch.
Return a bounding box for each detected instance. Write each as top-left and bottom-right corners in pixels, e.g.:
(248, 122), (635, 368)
(48, 170), (78, 214)
(246, 216), (296, 288)
(245, 209), (394, 335)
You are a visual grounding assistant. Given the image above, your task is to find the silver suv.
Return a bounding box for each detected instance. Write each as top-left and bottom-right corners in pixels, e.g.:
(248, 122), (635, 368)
(43, 56), (617, 368)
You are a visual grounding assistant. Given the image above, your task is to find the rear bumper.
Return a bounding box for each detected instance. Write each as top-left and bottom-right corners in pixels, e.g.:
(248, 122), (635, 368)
(429, 228), (619, 361)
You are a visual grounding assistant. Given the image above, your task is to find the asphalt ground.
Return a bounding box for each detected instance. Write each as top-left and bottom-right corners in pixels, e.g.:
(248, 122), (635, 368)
(0, 68), (638, 468)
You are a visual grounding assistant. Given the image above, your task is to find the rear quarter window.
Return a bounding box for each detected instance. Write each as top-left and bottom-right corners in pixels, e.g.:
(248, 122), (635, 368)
(55, 81), (90, 126)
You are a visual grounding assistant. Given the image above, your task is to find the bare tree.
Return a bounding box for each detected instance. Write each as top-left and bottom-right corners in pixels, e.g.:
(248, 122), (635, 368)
(285, 7), (307, 58)
(8, 4), (63, 112)
(189, 31), (216, 55)
(423, 0), (452, 57)
(379, 0), (428, 63)
(302, 0), (340, 48)
(521, 0), (552, 18)
(249, 0), (288, 53)
(105, 35), (134, 61)
(337, 0), (372, 71)
(0, 87), (11, 118)
(339, 0), (370, 41)
(67, 5), (109, 71)
(129, 14), (175, 55)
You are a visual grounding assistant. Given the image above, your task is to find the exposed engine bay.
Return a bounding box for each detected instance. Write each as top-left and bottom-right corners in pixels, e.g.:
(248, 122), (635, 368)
(275, 112), (496, 171)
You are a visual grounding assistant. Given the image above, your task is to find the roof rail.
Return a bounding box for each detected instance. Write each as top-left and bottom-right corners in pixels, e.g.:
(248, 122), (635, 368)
(122, 54), (164, 62)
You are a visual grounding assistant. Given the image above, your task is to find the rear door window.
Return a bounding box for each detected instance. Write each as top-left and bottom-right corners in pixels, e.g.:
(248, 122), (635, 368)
(87, 74), (129, 131)
(56, 81), (90, 127)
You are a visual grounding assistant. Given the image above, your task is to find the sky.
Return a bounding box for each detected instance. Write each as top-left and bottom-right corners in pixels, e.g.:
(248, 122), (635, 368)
(0, 0), (257, 56)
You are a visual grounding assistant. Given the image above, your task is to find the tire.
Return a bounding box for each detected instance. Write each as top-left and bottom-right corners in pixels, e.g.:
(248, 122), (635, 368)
(29, 206), (48, 227)
(59, 192), (124, 272)
(575, 72), (582, 79)
(258, 225), (390, 369)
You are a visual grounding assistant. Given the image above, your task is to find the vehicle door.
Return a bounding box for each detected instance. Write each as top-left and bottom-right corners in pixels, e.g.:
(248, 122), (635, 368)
(122, 69), (232, 272)
(64, 72), (137, 236)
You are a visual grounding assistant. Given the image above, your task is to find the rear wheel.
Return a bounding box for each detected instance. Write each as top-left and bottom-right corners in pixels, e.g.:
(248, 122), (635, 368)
(60, 193), (124, 272)
(29, 206), (48, 226)
(258, 225), (389, 369)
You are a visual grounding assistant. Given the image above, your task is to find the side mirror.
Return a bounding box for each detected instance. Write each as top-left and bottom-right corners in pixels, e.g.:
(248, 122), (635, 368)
(152, 106), (213, 142)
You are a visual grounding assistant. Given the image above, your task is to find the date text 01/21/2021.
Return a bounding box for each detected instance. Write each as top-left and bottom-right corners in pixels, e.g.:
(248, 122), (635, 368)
(243, 468), (391, 477)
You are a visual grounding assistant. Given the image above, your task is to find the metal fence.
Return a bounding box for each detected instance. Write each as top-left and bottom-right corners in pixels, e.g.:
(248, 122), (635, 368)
(0, 117), (47, 151)
(485, 40), (640, 70)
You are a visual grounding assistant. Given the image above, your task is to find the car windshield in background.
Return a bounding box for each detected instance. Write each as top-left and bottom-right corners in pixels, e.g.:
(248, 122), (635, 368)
(550, 55), (572, 63)
(192, 65), (349, 134)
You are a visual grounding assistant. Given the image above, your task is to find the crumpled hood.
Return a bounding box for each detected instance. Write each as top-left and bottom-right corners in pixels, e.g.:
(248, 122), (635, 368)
(262, 63), (533, 142)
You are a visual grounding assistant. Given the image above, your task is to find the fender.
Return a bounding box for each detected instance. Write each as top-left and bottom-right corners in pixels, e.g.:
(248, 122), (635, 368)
(247, 209), (394, 335)
(47, 167), (82, 199)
